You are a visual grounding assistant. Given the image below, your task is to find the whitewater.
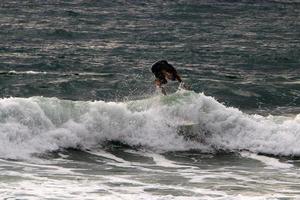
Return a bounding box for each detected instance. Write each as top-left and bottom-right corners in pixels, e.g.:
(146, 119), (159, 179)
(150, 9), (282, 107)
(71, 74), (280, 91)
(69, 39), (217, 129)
(1, 90), (299, 160)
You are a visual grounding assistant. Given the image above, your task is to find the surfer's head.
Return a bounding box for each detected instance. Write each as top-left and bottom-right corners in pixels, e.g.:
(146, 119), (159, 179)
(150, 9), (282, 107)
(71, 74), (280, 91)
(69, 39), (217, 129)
(151, 60), (179, 84)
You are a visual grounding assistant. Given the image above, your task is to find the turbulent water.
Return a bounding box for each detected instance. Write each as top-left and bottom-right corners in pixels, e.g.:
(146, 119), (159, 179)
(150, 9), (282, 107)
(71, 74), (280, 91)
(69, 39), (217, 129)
(1, 1), (300, 199)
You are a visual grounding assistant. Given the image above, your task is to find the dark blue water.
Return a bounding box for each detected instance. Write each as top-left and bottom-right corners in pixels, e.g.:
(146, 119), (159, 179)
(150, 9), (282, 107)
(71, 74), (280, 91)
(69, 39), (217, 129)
(1, 1), (299, 110)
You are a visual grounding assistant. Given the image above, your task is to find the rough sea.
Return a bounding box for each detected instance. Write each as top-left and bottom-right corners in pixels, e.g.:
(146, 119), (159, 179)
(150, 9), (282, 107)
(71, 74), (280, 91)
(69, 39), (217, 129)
(1, 1), (300, 199)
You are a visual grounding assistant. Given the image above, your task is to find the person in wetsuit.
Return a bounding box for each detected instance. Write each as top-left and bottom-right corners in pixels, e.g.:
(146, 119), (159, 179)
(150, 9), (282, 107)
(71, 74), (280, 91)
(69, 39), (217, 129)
(151, 60), (186, 95)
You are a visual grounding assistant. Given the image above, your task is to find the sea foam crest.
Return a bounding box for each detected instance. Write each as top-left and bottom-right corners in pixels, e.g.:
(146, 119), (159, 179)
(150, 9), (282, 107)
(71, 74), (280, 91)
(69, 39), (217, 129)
(0, 91), (299, 159)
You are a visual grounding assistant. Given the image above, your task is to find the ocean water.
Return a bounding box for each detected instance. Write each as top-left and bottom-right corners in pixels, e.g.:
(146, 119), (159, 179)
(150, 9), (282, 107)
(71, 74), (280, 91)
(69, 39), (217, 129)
(1, 1), (300, 199)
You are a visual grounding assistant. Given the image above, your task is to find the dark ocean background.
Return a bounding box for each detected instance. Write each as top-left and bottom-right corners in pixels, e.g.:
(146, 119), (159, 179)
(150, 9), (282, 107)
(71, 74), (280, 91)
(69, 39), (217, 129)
(1, 1), (300, 199)
(1, 0), (299, 111)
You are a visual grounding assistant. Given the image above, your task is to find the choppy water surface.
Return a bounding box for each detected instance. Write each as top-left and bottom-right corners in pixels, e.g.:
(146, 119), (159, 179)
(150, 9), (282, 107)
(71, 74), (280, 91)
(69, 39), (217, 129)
(1, 148), (300, 200)
(0, 1), (300, 199)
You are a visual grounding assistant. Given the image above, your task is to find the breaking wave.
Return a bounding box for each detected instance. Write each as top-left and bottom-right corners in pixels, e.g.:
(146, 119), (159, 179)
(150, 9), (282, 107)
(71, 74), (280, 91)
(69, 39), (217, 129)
(0, 90), (299, 159)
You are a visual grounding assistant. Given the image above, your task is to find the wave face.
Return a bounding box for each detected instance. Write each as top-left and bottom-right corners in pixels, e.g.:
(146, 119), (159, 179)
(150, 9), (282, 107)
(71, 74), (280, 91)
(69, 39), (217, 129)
(0, 91), (299, 159)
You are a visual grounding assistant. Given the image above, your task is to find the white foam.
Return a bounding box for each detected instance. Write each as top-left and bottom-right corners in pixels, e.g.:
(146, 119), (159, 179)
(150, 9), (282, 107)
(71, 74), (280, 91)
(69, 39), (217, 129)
(8, 70), (48, 75)
(240, 152), (293, 169)
(88, 150), (129, 163)
(5, 70), (111, 76)
(0, 91), (299, 160)
(87, 150), (174, 174)
(143, 153), (184, 168)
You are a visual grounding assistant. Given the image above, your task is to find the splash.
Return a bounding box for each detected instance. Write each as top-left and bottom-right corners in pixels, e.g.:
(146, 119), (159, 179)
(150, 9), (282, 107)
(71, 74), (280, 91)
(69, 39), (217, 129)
(0, 91), (299, 159)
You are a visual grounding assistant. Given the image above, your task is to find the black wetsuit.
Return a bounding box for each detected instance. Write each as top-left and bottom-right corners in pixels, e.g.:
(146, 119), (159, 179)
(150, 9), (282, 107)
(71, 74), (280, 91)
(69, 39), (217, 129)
(151, 60), (179, 84)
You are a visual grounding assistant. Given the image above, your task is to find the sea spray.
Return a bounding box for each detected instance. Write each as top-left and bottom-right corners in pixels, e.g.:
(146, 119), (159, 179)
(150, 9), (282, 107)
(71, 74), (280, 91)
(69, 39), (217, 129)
(0, 91), (299, 160)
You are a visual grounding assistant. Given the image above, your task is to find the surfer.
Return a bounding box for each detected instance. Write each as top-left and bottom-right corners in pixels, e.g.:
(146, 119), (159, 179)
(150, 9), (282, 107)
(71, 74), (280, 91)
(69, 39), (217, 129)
(151, 60), (187, 95)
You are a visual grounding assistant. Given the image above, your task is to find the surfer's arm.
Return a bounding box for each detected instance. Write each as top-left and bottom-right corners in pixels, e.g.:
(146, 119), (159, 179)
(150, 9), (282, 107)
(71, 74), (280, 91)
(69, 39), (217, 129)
(175, 74), (182, 83)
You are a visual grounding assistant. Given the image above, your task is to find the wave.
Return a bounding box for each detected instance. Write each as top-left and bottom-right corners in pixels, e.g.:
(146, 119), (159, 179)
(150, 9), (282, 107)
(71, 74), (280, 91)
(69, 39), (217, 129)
(0, 70), (110, 76)
(7, 70), (48, 75)
(0, 90), (299, 159)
